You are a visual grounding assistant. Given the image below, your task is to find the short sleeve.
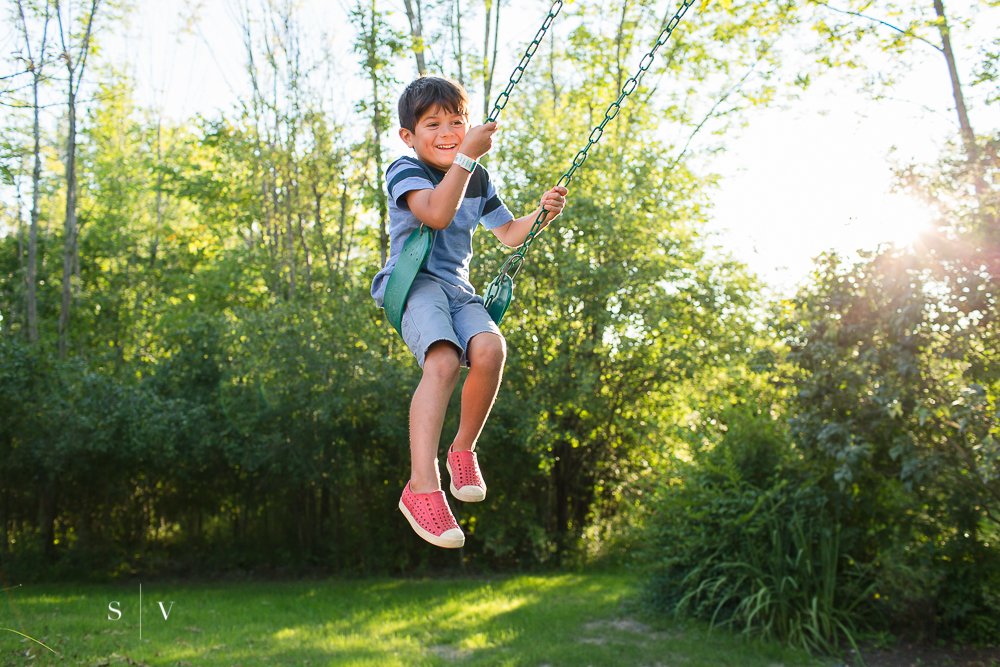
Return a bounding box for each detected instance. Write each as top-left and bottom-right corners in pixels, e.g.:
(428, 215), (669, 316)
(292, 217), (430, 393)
(479, 170), (515, 230)
(386, 158), (435, 211)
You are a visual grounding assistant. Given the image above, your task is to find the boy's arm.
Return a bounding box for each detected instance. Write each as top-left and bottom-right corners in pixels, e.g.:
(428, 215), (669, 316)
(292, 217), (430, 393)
(404, 122), (498, 230)
(492, 186), (568, 248)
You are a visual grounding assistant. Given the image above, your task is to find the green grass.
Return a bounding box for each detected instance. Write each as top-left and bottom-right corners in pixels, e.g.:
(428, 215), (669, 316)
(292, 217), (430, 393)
(1, 574), (836, 667)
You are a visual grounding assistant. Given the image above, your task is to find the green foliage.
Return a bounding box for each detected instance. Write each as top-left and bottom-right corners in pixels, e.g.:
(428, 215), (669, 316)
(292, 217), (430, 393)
(641, 108), (1000, 645)
(643, 378), (874, 658)
(1, 6), (995, 659)
(679, 513), (871, 656)
(781, 126), (1000, 640)
(785, 237), (1000, 643)
(0, 4), (767, 577)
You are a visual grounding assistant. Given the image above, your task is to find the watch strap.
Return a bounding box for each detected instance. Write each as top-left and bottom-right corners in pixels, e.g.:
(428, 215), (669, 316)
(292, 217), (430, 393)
(453, 153), (478, 173)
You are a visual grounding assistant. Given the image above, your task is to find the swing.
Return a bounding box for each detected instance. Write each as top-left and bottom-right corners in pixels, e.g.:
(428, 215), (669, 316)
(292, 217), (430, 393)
(382, 0), (697, 335)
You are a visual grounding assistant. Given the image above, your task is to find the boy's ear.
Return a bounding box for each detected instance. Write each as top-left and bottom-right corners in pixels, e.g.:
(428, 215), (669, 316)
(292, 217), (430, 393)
(399, 127), (414, 148)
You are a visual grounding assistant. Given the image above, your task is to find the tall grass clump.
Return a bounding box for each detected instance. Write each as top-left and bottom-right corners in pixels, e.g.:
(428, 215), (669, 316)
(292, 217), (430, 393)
(643, 397), (874, 659)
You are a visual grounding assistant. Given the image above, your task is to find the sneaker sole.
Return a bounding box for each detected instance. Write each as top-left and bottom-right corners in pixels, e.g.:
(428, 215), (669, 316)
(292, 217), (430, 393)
(398, 499), (465, 549)
(446, 459), (487, 502)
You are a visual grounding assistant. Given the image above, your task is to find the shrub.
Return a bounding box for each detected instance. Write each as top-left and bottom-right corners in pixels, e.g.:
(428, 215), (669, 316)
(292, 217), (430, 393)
(644, 399), (874, 657)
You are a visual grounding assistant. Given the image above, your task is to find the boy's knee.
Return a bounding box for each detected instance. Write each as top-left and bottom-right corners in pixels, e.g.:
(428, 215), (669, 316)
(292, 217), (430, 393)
(470, 333), (506, 372)
(423, 341), (461, 384)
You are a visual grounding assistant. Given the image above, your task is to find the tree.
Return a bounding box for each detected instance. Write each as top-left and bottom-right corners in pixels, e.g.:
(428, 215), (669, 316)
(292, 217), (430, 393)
(808, 0), (996, 201)
(402, 0), (425, 75)
(15, 0), (53, 344)
(480, 0), (499, 119)
(55, 0), (99, 358)
(448, 0), (466, 85)
(352, 0), (403, 267)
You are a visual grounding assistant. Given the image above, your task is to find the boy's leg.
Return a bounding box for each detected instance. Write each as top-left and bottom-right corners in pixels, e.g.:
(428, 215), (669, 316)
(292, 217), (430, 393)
(451, 332), (506, 452)
(410, 340), (462, 493)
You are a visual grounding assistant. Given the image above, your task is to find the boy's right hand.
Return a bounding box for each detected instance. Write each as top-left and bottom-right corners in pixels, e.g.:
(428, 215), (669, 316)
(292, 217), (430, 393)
(459, 121), (498, 161)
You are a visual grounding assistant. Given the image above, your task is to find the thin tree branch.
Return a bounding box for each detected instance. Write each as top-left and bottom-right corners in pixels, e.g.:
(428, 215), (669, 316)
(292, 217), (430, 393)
(71, 0), (98, 97)
(670, 49), (767, 169)
(0, 70), (31, 81)
(810, 0), (943, 53)
(983, 503), (1000, 529)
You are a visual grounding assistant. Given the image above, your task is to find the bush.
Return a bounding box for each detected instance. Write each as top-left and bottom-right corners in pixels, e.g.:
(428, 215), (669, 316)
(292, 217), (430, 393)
(644, 398), (874, 656)
(786, 247), (1000, 644)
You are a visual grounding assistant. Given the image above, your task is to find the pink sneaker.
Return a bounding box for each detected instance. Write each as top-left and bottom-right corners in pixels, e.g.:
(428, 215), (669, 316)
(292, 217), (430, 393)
(399, 482), (465, 549)
(446, 445), (487, 502)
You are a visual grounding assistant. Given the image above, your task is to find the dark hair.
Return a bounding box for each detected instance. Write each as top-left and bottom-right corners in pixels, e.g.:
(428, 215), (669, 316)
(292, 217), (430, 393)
(398, 76), (470, 131)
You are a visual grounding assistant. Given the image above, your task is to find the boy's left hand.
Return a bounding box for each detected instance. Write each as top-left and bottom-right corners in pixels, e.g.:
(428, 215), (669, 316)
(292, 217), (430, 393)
(540, 186), (568, 218)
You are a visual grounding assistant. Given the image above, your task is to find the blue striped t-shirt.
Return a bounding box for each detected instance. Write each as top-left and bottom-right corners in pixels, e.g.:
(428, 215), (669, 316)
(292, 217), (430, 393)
(370, 156), (515, 305)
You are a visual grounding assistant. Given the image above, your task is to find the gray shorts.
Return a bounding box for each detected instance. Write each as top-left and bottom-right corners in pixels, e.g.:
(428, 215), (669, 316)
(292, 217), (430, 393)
(401, 273), (502, 368)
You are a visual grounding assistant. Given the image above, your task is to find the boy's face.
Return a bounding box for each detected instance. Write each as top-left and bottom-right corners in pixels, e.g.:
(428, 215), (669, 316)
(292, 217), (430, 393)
(399, 105), (469, 170)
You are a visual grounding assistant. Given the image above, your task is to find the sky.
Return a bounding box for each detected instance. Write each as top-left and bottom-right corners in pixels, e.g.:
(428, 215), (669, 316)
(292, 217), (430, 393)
(709, 76), (948, 294)
(101, 0), (998, 296)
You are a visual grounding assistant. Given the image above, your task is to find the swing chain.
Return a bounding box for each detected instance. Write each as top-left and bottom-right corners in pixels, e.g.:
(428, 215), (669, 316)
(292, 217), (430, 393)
(492, 0), (697, 283)
(556, 0), (696, 191)
(486, 0), (565, 124)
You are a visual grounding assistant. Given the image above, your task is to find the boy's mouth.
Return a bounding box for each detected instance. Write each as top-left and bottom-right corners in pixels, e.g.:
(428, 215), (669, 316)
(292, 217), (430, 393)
(436, 144), (458, 150)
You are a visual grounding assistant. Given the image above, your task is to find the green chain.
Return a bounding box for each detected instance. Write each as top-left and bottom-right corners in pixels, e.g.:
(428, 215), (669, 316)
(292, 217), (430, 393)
(484, 0), (697, 303)
(486, 0), (565, 124)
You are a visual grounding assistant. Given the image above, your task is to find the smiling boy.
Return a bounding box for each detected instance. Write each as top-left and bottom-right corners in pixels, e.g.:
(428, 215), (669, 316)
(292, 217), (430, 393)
(370, 76), (568, 549)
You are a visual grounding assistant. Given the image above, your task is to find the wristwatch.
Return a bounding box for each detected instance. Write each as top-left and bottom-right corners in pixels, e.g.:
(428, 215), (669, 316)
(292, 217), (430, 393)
(453, 153), (478, 173)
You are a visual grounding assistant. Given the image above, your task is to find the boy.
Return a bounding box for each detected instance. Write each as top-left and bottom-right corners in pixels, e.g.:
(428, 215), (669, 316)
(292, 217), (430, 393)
(371, 76), (568, 549)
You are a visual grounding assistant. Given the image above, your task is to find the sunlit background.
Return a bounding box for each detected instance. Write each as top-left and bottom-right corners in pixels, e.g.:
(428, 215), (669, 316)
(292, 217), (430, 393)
(102, 0), (993, 294)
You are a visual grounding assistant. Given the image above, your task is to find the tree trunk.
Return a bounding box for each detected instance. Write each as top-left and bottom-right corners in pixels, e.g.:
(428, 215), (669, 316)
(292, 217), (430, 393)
(614, 0), (629, 93)
(374, 128), (388, 269)
(14, 183), (24, 339)
(452, 0), (465, 86)
(320, 477), (330, 540)
(78, 487), (91, 550)
(344, 211), (358, 274)
(2, 486), (9, 553)
(932, 0), (976, 164)
(38, 481), (56, 559)
(335, 181), (349, 272)
(482, 0), (493, 120)
(150, 121), (164, 270)
(19, 0), (52, 345)
(553, 440), (569, 564)
(285, 208), (297, 299)
(489, 0), (500, 114)
(297, 213), (312, 294)
(27, 80), (41, 343)
(59, 79), (77, 359)
(57, 0), (99, 358)
(402, 0), (425, 75)
(313, 184), (334, 277)
(363, 0), (390, 267)
(549, 29), (558, 113)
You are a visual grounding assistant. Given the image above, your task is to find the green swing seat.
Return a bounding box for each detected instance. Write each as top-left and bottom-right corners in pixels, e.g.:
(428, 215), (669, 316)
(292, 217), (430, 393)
(382, 225), (433, 335)
(382, 224), (513, 335)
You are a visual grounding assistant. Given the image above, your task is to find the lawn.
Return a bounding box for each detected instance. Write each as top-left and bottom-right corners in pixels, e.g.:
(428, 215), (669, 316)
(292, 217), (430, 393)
(1, 574), (832, 667)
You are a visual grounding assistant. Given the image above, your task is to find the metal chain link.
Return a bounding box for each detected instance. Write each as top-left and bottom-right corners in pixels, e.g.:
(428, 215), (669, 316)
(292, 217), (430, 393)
(485, 0), (697, 302)
(486, 0), (565, 124)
